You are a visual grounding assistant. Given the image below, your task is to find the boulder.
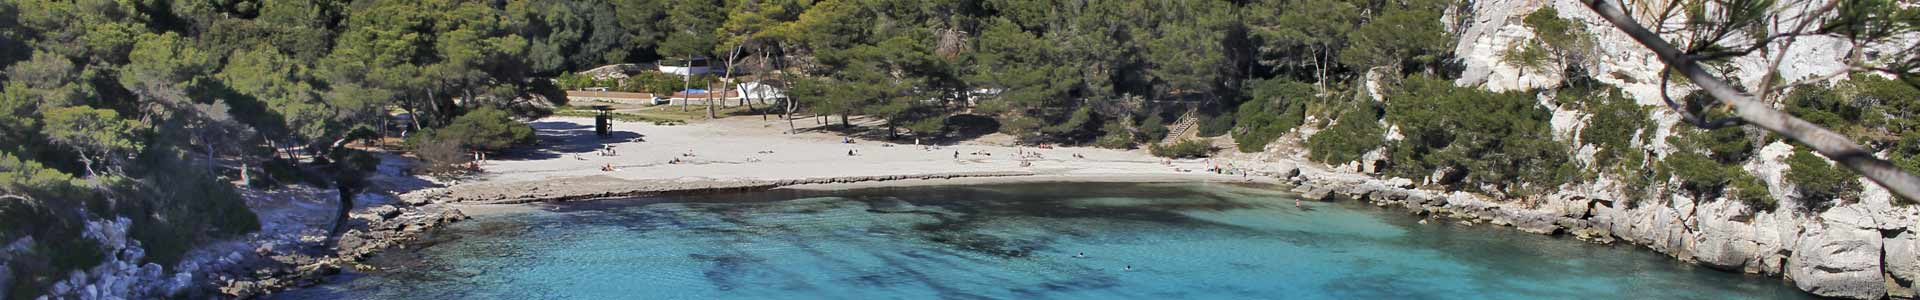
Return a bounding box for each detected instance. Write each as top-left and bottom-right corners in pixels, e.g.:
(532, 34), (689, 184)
(1887, 230), (1918, 289)
(1303, 186), (1335, 201)
(1272, 162), (1301, 179)
(1384, 177), (1415, 189)
(1788, 206), (1887, 299)
(1691, 199), (1764, 272)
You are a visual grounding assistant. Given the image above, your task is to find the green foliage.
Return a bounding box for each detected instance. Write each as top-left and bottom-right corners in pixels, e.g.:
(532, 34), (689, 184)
(1197, 115), (1234, 138)
(1667, 124), (1754, 163)
(421, 107), (536, 152)
(1382, 76), (1575, 194)
(1139, 114), (1169, 143)
(1340, 1), (1456, 70)
(1504, 42), (1552, 70)
(1572, 86), (1652, 167)
(1784, 84), (1864, 138)
(1846, 74), (1920, 141)
(1233, 79), (1313, 152)
(1662, 152), (1735, 195)
(1730, 171), (1776, 210)
(1151, 139), (1215, 158)
(1521, 7), (1590, 57)
(1094, 120), (1137, 149)
(1306, 105), (1384, 165)
(1785, 149), (1862, 208)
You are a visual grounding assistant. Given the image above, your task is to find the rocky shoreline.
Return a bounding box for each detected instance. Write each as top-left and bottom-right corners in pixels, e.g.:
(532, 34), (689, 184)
(207, 166), (1915, 299)
(214, 202), (468, 299)
(1275, 162), (1917, 300)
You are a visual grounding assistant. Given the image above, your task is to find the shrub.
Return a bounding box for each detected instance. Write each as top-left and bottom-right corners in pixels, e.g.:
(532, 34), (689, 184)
(1503, 41), (1551, 70)
(1093, 120), (1136, 149)
(1659, 151), (1772, 209)
(1522, 7), (1589, 53)
(410, 136), (473, 174)
(1306, 105), (1384, 165)
(428, 107), (535, 151)
(1379, 76), (1573, 194)
(1197, 114), (1233, 137)
(1232, 79), (1313, 152)
(1139, 114), (1168, 143)
(1785, 149), (1861, 209)
(1729, 171), (1775, 211)
(1150, 139), (1214, 158)
(1572, 86), (1650, 167)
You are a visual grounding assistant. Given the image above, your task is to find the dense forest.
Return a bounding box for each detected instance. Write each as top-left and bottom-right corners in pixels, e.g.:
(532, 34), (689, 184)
(1, 0), (1917, 298)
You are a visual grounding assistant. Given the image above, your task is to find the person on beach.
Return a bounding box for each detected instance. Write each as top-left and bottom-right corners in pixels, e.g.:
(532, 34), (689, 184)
(954, 151), (959, 159)
(848, 150), (856, 156)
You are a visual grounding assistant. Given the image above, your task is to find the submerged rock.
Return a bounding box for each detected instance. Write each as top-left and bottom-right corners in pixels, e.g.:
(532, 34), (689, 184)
(1788, 205), (1887, 299)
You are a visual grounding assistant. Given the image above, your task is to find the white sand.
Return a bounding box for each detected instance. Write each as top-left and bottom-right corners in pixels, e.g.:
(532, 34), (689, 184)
(465, 115), (1272, 187)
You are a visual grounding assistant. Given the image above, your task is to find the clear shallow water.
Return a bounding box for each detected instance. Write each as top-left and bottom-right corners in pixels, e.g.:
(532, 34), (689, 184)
(274, 182), (1813, 299)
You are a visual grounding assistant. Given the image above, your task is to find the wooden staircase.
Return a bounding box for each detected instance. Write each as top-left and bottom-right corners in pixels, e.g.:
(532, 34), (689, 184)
(1160, 109), (1200, 145)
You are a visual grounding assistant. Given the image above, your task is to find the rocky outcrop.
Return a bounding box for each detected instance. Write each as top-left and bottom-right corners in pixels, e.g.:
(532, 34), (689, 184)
(1887, 230), (1918, 298)
(428, 171), (1037, 205)
(34, 217), (193, 300)
(1270, 162), (1914, 299)
(1788, 206), (1888, 299)
(217, 203), (467, 299)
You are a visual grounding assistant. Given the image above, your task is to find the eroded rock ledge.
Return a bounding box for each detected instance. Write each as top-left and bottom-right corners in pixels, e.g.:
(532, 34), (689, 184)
(217, 203), (468, 299)
(1278, 163), (1919, 300)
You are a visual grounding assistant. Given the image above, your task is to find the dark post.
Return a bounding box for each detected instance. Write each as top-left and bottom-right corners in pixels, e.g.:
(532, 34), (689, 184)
(593, 105), (614, 137)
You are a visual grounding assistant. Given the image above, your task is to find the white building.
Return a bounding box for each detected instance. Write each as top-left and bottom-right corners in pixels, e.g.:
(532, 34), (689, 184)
(657, 57), (714, 76)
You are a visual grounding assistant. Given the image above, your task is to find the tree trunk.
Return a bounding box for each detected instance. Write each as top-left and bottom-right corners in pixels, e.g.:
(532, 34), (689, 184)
(329, 185), (355, 241)
(680, 55), (693, 112)
(705, 77), (717, 119)
(1583, 0), (1920, 204)
(425, 88), (441, 127)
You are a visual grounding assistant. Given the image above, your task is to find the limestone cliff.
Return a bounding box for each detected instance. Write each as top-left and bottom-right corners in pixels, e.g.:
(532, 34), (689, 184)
(1313, 0), (1920, 298)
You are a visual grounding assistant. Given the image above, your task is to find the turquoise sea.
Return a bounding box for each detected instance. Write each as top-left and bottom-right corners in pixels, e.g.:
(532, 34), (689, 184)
(273, 182), (1813, 299)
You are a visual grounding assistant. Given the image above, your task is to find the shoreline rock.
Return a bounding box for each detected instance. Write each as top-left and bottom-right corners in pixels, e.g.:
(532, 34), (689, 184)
(215, 203), (468, 299)
(1275, 164), (1916, 300)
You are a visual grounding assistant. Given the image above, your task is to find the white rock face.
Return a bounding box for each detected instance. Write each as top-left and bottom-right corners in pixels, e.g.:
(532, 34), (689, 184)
(38, 217), (192, 300)
(1788, 205), (1888, 299)
(1888, 231), (1919, 289)
(1750, 142), (1799, 208)
(1454, 0), (1562, 92)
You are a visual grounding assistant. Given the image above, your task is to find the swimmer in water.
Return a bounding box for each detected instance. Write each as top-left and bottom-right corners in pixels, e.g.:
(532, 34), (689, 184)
(1124, 265), (1133, 272)
(1074, 252), (1085, 258)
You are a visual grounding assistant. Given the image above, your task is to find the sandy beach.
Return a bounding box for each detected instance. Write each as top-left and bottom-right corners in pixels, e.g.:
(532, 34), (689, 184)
(438, 115), (1280, 203)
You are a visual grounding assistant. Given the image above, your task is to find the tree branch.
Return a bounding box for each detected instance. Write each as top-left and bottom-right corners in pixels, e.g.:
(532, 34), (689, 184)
(1584, 0), (1920, 204)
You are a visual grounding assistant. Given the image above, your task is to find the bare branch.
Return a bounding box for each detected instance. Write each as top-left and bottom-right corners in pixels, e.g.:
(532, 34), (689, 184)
(1585, 0), (1920, 203)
